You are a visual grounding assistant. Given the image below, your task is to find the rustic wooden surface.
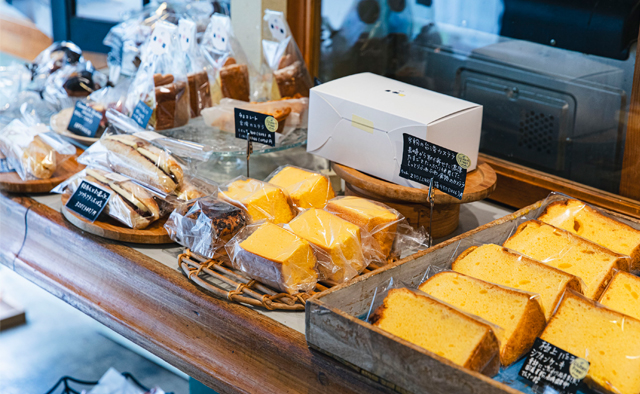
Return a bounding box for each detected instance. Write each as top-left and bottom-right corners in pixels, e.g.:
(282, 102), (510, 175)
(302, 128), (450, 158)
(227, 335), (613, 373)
(0, 148), (84, 193)
(619, 27), (640, 200)
(0, 191), (395, 394)
(60, 194), (173, 244)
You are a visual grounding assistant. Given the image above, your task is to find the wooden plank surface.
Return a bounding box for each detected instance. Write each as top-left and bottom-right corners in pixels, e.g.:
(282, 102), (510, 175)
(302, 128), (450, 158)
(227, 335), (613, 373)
(619, 27), (640, 200)
(0, 192), (394, 394)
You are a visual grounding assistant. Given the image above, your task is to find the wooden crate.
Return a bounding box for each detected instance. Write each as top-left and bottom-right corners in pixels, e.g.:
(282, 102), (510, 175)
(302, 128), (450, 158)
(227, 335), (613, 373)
(306, 196), (640, 394)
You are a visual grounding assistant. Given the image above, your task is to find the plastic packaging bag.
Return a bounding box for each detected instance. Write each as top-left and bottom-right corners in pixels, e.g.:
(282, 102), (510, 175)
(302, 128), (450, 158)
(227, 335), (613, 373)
(28, 41), (84, 92)
(165, 196), (246, 259)
(0, 63), (32, 113)
(125, 20), (190, 130)
(45, 61), (108, 103)
(226, 220), (318, 294)
(218, 176), (296, 224)
(0, 118), (75, 180)
(264, 165), (335, 210)
(178, 18), (213, 117)
(261, 9), (313, 99)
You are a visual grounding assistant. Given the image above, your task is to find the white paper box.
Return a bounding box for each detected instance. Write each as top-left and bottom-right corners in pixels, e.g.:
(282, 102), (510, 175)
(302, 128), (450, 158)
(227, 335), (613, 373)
(307, 73), (482, 189)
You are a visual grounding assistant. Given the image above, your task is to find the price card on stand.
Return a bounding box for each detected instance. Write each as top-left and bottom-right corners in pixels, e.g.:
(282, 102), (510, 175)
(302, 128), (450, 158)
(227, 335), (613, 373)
(67, 101), (103, 137)
(65, 180), (112, 222)
(131, 101), (153, 128)
(234, 108), (276, 147)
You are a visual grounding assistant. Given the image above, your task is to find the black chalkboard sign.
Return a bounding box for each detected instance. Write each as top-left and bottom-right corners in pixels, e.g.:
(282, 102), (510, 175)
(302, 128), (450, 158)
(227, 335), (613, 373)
(399, 134), (469, 200)
(234, 108), (276, 147)
(65, 180), (112, 222)
(67, 101), (103, 137)
(519, 338), (589, 394)
(132, 100), (153, 129)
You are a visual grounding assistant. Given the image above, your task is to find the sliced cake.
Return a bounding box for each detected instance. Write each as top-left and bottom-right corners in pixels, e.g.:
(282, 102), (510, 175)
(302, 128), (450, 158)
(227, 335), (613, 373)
(419, 271), (546, 366)
(503, 220), (628, 300)
(370, 288), (500, 376)
(541, 291), (640, 394)
(234, 222), (317, 294)
(287, 208), (364, 283)
(219, 178), (295, 224)
(452, 243), (582, 320)
(538, 198), (640, 271)
(598, 271), (640, 320)
(268, 166), (335, 209)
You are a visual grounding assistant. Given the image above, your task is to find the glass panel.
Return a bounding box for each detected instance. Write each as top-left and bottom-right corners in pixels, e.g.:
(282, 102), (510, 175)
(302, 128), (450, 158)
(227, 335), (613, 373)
(76, 0), (144, 23)
(320, 0), (638, 195)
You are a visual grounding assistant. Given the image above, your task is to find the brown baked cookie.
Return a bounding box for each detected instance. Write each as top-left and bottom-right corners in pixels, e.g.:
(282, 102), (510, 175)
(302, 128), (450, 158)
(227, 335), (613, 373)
(220, 63), (250, 102)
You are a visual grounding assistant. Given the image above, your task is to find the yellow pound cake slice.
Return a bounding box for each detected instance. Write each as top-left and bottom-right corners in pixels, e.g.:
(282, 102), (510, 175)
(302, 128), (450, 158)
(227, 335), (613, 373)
(541, 291), (640, 394)
(538, 198), (640, 271)
(235, 222), (317, 294)
(370, 288), (500, 376)
(325, 196), (400, 258)
(419, 271), (546, 366)
(288, 208), (364, 283)
(452, 243), (582, 320)
(504, 220), (628, 300)
(598, 271), (640, 320)
(268, 166), (335, 209)
(219, 178), (295, 224)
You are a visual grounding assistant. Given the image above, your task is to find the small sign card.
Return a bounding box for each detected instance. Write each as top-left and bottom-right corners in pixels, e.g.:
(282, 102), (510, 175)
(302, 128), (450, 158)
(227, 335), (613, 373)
(65, 180), (112, 222)
(132, 100), (153, 129)
(0, 154), (13, 173)
(519, 338), (590, 394)
(234, 108), (276, 147)
(67, 101), (103, 137)
(399, 133), (469, 200)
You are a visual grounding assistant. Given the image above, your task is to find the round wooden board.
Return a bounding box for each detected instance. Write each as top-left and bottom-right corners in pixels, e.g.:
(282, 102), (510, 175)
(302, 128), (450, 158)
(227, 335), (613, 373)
(50, 108), (100, 145)
(0, 148), (85, 193)
(61, 194), (173, 244)
(332, 159), (497, 205)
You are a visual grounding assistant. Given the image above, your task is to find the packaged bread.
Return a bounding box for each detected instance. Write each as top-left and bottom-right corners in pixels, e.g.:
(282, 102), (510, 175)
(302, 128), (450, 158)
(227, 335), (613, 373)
(598, 270), (640, 320)
(540, 290), (640, 394)
(452, 244), (583, 320)
(538, 198), (640, 271)
(226, 221), (318, 294)
(370, 288), (501, 377)
(265, 165), (335, 210)
(286, 208), (366, 283)
(177, 19), (213, 117)
(0, 119), (75, 180)
(218, 177), (295, 225)
(419, 271), (546, 366)
(165, 196), (247, 259)
(504, 220), (630, 299)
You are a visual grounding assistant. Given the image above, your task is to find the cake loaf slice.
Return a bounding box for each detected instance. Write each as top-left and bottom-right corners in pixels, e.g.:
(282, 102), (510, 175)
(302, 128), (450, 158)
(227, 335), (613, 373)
(503, 220), (628, 300)
(219, 178), (295, 224)
(540, 291), (640, 394)
(370, 288), (500, 376)
(598, 271), (640, 321)
(452, 243), (582, 320)
(268, 166), (335, 209)
(419, 271), (546, 366)
(234, 222), (317, 294)
(538, 198), (640, 271)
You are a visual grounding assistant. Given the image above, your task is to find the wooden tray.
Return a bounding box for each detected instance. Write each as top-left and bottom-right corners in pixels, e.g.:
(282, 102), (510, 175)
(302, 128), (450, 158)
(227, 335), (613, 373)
(306, 196), (640, 394)
(50, 108), (100, 145)
(0, 148), (85, 193)
(61, 194), (173, 244)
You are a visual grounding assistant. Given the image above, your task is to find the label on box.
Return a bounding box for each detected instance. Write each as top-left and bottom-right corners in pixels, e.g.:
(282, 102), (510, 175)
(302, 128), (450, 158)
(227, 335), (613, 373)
(65, 180), (112, 222)
(519, 338), (589, 394)
(132, 100), (153, 128)
(399, 134), (467, 200)
(67, 101), (103, 137)
(234, 108), (276, 147)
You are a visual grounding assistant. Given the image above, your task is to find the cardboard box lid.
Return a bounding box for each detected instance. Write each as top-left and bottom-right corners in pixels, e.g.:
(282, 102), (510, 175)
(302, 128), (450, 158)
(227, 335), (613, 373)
(311, 73), (480, 129)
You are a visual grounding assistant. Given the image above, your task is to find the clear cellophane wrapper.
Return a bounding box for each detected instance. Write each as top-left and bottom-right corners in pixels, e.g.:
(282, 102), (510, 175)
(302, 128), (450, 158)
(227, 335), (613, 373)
(43, 61), (108, 110)
(264, 165), (335, 211)
(0, 118), (75, 180)
(125, 21), (190, 130)
(324, 195), (429, 261)
(178, 18), (214, 118)
(28, 41), (84, 93)
(165, 196), (247, 259)
(261, 9), (313, 99)
(225, 220), (318, 294)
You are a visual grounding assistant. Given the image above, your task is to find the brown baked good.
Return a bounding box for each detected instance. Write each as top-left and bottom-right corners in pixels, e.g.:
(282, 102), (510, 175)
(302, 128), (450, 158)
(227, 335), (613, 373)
(185, 198), (246, 243)
(223, 57), (236, 67)
(219, 63), (250, 102)
(278, 54), (295, 70)
(187, 70), (212, 117)
(261, 107), (291, 133)
(154, 73), (174, 86)
(63, 70), (102, 97)
(273, 61), (312, 98)
(21, 135), (56, 179)
(154, 80), (190, 130)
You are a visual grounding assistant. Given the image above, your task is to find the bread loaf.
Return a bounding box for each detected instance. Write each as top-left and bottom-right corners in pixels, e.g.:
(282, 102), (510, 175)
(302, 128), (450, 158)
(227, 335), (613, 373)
(598, 271), (640, 320)
(219, 178), (295, 224)
(268, 166), (335, 209)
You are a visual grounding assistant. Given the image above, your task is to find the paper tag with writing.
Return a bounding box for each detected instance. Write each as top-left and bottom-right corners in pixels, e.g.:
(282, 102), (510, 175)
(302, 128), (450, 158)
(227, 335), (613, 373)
(67, 101), (103, 137)
(399, 134), (468, 200)
(519, 338), (589, 394)
(65, 180), (112, 222)
(134, 130), (164, 142)
(234, 108), (276, 147)
(131, 100), (153, 128)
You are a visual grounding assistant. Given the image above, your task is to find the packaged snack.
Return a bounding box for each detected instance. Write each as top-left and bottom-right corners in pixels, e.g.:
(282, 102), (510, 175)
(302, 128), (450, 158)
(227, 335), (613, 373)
(218, 177), (295, 224)
(265, 165), (335, 210)
(226, 221), (318, 294)
(178, 19), (213, 117)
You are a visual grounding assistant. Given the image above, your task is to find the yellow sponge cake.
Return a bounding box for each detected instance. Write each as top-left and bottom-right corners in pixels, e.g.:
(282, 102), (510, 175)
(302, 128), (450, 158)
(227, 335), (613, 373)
(325, 196), (400, 258)
(538, 198), (640, 271)
(219, 178), (295, 224)
(287, 208), (364, 283)
(268, 166), (335, 209)
(541, 291), (640, 394)
(452, 244), (582, 320)
(419, 271), (546, 366)
(370, 288), (500, 376)
(599, 271), (640, 321)
(504, 220), (628, 300)
(235, 222), (317, 294)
